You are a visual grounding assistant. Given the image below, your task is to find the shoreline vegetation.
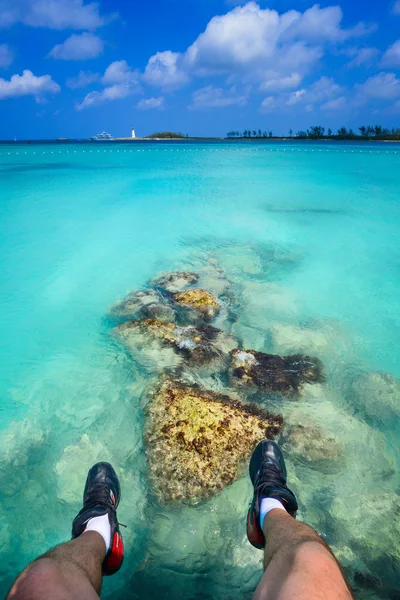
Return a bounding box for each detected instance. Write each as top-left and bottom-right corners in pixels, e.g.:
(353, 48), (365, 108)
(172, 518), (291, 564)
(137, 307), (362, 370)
(226, 125), (400, 141)
(2, 125), (400, 143)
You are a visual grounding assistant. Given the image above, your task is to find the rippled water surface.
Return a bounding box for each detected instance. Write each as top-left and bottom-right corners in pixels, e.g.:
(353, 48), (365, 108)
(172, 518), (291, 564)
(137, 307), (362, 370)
(1, 140), (399, 599)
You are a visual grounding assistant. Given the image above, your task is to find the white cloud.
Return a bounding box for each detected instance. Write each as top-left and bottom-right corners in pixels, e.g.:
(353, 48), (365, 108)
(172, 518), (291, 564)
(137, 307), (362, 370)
(345, 47), (379, 68)
(0, 0), (113, 30)
(48, 32), (103, 60)
(102, 60), (138, 85)
(144, 2), (373, 91)
(188, 85), (247, 110)
(381, 40), (400, 67)
(287, 76), (343, 106)
(356, 72), (400, 99)
(76, 60), (141, 109)
(66, 70), (99, 88)
(392, 1), (400, 15)
(282, 4), (374, 42)
(321, 95), (346, 110)
(143, 51), (189, 90)
(137, 96), (165, 110)
(0, 43), (13, 68)
(260, 76), (344, 112)
(76, 83), (130, 109)
(0, 69), (60, 99)
(260, 73), (302, 92)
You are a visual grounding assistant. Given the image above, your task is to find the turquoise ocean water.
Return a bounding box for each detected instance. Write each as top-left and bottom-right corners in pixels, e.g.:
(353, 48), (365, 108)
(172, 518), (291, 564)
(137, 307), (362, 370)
(0, 140), (399, 598)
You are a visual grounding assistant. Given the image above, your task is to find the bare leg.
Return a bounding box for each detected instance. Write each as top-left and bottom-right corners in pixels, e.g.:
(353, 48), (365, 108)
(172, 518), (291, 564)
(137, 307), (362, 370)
(7, 531), (105, 600)
(253, 509), (353, 600)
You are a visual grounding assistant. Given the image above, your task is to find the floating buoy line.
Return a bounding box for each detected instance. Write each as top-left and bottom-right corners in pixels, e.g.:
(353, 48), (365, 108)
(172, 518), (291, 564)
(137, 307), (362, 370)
(0, 147), (398, 157)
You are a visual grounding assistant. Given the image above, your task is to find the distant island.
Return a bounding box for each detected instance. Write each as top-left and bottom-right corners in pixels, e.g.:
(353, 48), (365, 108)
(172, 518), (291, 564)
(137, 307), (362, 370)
(146, 132), (187, 139)
(226, 125), (400, 141)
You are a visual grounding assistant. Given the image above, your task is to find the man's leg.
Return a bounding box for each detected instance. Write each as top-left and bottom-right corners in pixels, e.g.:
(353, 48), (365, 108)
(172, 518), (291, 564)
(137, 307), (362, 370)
(247, 440), (352, 600)
(7, 462), (124, 600)
(254, 510), (352, 600)
(7, 532), (105, 600)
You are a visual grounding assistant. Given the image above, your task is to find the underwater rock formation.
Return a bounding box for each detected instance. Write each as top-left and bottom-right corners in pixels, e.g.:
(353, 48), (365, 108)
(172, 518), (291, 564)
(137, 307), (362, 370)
(215, 245), (263, 276)
(114, 318), (236, 366)
(349, 370), (400, 427)
(281, 424), (342, 473)
(331, 490), (400, 594)
(144, 379), (283, 502)
(172, 288), (221, 323)
(196, 260), (232, 297)
(271, 323), (330, 354)
(111, 289), (175, 322)
(229, 349), (324, 395)
(55, 434), (112, 504)
(152, 271), (199, 293)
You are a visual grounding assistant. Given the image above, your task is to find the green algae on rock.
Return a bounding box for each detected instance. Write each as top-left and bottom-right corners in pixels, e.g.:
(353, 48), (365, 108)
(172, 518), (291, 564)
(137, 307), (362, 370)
(172, 288), (221, 322)
(152, 271), (199, 293)
(114, 318), (236, 365)
(229, 349), (324, 395)
(144, 379), (283, 502)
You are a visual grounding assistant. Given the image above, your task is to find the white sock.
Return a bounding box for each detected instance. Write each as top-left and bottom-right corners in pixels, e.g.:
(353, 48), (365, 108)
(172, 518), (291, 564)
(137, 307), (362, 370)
(260, 497), (286, 530)
(84, 514), (111, 552)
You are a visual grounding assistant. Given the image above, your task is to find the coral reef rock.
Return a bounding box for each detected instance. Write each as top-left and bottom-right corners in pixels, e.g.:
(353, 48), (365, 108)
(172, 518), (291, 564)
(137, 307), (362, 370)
(172, 288), (221, 322)
(111, 289), (174, 322)
(196, 261), (232, 297)
(152, 271), (199, 293)
(281, 424), (342, 473)
(115, 319), (236, 365)
(229, 349), (324, 395)
(144, 379), (283, 502)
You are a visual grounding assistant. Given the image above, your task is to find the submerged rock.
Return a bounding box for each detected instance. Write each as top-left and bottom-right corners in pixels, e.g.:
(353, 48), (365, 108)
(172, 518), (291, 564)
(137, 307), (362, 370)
(172, 288), (221, 322)
(144, 379), (283, 502)
(152, 271), (199, 293)
(281, 424), (342, 473)
(349, 370), (400, 426)
(55, 434), (112, 504)
(111, 289), (174, 322)
(215, 245), (263, 276)
(271, 323), (330, 354)
(114, 318), (236, 365)
(229, 349), (324, 395)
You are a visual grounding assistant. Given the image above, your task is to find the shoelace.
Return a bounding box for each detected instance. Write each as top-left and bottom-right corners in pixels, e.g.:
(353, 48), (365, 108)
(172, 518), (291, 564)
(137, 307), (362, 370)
(85, 482), (116, 512)
(255, 464), (287, 495)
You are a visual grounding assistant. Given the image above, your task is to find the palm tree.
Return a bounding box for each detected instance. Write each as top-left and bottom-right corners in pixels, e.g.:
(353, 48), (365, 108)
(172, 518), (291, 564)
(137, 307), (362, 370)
(307, 126), (325, 139)
(359, 126), (367, 137)
(252, 130), (257, 138)
(337, 127), (348, 138)
(289, 129), (293, 137)
(268, 131), (273, 138)
(327, 128), (333, 137)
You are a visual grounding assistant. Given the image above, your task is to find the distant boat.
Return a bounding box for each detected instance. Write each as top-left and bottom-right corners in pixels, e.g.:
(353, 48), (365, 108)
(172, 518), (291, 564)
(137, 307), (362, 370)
(90, 131), (114, 141)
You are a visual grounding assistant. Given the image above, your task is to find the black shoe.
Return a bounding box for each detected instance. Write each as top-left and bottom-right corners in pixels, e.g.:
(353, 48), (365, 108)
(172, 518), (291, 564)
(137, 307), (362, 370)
(247, 440), (298, 549)
(72, 462), (124, 575)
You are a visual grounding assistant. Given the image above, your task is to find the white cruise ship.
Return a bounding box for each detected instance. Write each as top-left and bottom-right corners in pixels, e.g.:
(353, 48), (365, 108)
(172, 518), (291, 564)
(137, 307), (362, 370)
(90, 131), (114, 141)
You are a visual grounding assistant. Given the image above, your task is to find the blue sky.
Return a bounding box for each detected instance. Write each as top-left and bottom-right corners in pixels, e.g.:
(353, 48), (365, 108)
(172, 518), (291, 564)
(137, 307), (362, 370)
(0, 0), (400, 138)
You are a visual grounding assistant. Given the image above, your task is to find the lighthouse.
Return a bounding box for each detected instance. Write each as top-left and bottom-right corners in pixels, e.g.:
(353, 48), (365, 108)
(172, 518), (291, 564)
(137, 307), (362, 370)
(131, 127), (136, 139)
